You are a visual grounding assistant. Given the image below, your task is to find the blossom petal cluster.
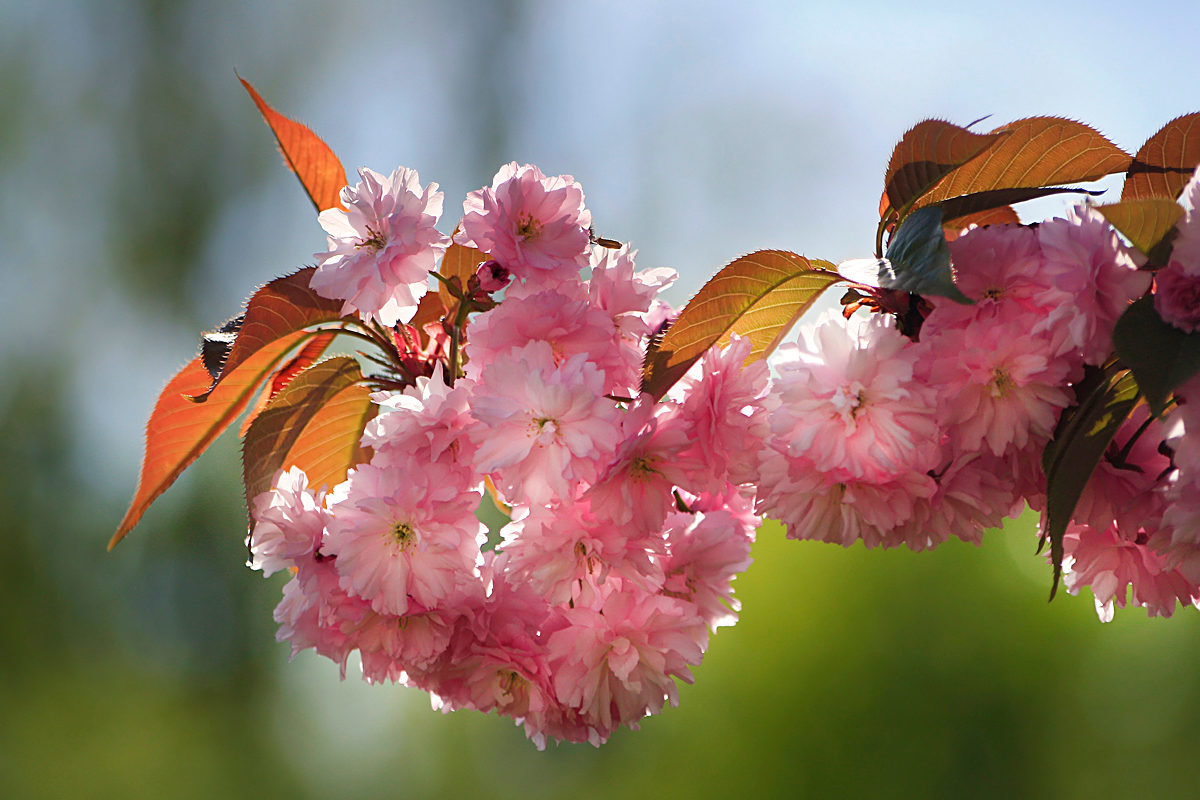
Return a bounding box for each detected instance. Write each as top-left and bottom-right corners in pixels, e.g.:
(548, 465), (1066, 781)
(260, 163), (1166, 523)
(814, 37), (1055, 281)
(253, 163), (763, 746)
(756, 200), (1200, 619)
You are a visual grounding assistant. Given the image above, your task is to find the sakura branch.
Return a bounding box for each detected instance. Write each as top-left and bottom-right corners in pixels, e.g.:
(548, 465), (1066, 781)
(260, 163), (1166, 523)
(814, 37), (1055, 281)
(112, 85), (1200, 747)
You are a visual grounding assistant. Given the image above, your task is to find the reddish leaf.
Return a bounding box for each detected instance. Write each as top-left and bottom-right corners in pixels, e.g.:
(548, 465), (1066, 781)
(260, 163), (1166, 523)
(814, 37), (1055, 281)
(438, 241), (487, 309)
(881, 119), (1005, 219)
(1122, 112), (1200, 201)
(944, 206), (1020, 240)
(241, 77), (348, 213)
(242, 357), (376, 517)
(238, 330), (338, 438)
(1096, 198), (1184, 262)
(192, 267), (345, 401)
(642, 251), (840, 400)
(918, 117), (1131, 208)
(110, 330), (313, 549)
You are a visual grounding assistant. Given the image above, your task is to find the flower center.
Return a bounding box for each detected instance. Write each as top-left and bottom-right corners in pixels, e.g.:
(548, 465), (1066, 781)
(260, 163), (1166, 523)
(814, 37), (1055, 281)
(357, 225), (387, 252)
(515, 213), (543, 241)
(832, 380), (868, 424)
(390, 521), (416, 550)
(990, 367), (1014, 398)
(629, 454), (659, 482)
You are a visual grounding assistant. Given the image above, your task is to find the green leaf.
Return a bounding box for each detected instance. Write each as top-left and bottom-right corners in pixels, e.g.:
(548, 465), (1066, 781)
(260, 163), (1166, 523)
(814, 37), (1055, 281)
(881, 206), (972, 304)
(191, 268), (345, 401)
(1096, 198), (1183, 264)
(242, 356), (376, 522)
(1121, 112), (1200, 201)
(1113, 296), (1200, 416)
(1041, 363), (1141, 599)
(641, 250), (840, 400)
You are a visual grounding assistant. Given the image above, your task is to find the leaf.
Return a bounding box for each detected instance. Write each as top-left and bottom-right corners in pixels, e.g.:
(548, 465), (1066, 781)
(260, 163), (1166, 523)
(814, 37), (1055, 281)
(943, 205), (1020, 241)
(200, 316), (243, 380)
(1096, 198), (1183, 263)
(1122, 112), (1200, 201)
(242, 356), (376, 517)
(191, 267), (345, 401)
(881, 206), (972, 304)
(1113, 296), (1200, 416)
(641, 250), (840, 400)
(933, 186), (1102, 225)
(110, 329), (313, 549)
(438, 241), (487, 309)
(918, 117), (1131, 208)
(240, 77), (348, 213)
(1040, 363), (1140, 599)
(238, 330), (338, 438)
(881, 119), (1006, 219)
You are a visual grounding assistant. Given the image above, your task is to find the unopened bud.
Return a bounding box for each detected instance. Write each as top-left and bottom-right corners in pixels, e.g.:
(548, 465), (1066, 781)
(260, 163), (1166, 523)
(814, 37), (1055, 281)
(476, 260), (512, 293)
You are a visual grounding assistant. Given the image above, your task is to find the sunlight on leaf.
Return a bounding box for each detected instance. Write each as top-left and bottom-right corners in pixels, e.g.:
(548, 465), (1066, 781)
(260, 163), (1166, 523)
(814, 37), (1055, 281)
(1121, 112), (1200, 201)
(1096, 199), (1183, 263)
(191, 268), (345, 401)
(242, 356), (376, 520)
(642, 250), (840, 400)
(918, 117), (1130, 208)
(110, 330), (315, 549)
(880, 119), (1005, 220)
(240, 77), (348, 213)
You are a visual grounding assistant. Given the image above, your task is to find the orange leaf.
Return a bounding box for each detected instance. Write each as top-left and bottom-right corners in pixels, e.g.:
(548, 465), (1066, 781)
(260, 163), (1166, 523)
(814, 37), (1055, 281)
(1121, 112), (1200, 201)
(881, 119), (1005, 219)
(240, 77), (348, 213)
(944, 205), (1020, 240)
(110, 329), (313, 549)
(238, 330), (338, 438)
(917, 117), (1131, 208)
(438, 240), (487, 309)
(242, 357), (376, 517)
(642, 251), (840, 400)
(192, 268), (345, 401)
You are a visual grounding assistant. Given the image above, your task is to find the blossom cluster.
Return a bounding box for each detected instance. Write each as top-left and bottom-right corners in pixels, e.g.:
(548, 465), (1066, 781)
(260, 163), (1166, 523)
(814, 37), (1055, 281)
(249, 163), (764, 746)
(756, 172), (1200, 622)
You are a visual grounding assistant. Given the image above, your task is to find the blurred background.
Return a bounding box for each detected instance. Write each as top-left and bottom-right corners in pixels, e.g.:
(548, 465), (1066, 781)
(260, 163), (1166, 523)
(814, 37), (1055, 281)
(3, 1), (1199, 797)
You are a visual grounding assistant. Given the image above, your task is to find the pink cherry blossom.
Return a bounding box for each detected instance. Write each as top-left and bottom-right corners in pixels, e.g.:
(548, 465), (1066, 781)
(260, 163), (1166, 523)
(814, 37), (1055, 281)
(661, 508), (755, 630)
(545, 588), (707, 742)
(456, 162), (592, 281)
(671, 334), (771, 489)
(469, 341), (621, 505)
(1062, 522), (1200, 621)
(767, 311), (941, 484)
(1154, 261), (1200, 332)
(920, 316), (1073, 457)
(311, 166), (450, 326)
(247, 466), (327, 577)
(1037, 205), (1150, 364)
(322, 460), (485, 616)
(363, 364), (479, 483)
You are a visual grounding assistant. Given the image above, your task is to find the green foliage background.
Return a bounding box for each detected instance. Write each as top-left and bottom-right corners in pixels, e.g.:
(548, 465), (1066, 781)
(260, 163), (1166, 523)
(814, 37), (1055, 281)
(3, 1), (1199, 797)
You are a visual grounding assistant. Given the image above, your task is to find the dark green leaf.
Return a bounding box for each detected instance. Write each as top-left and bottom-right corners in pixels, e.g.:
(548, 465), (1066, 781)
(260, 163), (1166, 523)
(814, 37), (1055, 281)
(881, 206), (972, 304)
(1113, 296), (1200, 415)
(1041, 363), (1141, 599)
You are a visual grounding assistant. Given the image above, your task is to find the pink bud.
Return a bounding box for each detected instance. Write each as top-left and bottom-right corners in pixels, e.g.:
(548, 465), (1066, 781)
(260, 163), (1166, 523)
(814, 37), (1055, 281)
(476, 260), (513, 292)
